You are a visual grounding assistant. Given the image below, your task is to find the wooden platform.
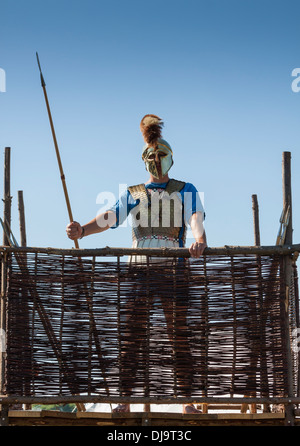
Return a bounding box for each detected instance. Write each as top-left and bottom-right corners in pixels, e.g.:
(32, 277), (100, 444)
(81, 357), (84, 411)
(6, 410), (293, 426)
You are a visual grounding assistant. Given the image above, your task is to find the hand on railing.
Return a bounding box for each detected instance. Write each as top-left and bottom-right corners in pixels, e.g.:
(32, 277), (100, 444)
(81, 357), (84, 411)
(189, 241), (207, 258)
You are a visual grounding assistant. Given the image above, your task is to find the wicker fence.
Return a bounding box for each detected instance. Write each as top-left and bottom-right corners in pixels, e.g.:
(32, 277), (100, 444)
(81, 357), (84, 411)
(0, 245), (299, 410)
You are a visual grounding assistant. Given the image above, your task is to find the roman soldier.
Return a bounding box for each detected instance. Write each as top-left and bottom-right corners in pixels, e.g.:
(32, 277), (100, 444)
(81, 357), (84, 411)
(66, 114), (207, 413)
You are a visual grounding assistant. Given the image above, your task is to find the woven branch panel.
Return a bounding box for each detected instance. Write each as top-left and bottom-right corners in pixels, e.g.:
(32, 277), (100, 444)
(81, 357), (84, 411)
(5, 252), (290, 398)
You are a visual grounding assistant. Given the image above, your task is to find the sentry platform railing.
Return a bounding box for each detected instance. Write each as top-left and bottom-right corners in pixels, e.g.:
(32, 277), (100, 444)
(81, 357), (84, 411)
(0, 245), (299, 423)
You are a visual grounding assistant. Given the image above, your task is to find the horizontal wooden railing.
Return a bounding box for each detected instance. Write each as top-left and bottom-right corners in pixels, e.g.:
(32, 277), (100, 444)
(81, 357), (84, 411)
(0, 243), (299, 257)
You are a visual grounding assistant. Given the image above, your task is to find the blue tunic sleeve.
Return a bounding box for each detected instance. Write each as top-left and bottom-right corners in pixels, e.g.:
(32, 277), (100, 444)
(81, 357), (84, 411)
(108, 189), (139, 228)
(181, 182), (205, 225)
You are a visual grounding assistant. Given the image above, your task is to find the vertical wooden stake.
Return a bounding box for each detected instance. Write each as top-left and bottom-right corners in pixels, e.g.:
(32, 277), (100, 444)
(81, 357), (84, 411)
(0, 147), (10, 416)
(0, 404), (9, 426)
(251, 194), (259, 414)
(17, 191), (27, 247)
(248, 195), (258, 413)
(3, 147), (11, 246)
(252, 194), (260, 246)
(251, 194), (271, 413)
(18, 190), (31, 410)
(0, 252), (7, 415)
(143, 256), (151, 417)
(283, 152), (293, 244)
(282, 151), (295, 426)
(241, 195), (261, 415)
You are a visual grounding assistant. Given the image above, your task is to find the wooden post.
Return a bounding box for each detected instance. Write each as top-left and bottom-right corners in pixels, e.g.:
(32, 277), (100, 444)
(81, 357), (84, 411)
(0, 252), (7, 419)
(241, 195), (261, 415)
(252, 194), (260, 246)
(283, 152), (293, 245)
(18, 190), (31, 410)
(0, 404), (9, 426)
(282, 151), (295, 426)
(0, 148), (11, 417)
(250, 194), (260, 413)
(143, 256), (151, 418)
(252, 194), (271, 413)
(17, 191), (27, 247)
(3, 147), (12, 246)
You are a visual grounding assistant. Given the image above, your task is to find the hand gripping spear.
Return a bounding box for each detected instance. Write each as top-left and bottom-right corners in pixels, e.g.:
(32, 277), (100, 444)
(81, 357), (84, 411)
(36, 52), (79, 249)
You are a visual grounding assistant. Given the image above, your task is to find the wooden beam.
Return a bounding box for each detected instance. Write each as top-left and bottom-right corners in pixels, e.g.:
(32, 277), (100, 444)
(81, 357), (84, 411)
(17, 191), (27, 247)
(0, 404), (8, 426)
(282, 151), (295, 426)
(0, 244), (300, 258)
(0, 252), (7, 401)
(252, 194), (260, 246)
(7, 409), (288, 426)
(3, 147), (11, 246)
(241, 195), (262, 414)
(283, 152), (293, 245)
(1, 395), (300, 405)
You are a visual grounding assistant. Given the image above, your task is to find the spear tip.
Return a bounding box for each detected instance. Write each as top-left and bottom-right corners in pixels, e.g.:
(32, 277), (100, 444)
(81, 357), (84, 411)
(36, 51), (46, 87)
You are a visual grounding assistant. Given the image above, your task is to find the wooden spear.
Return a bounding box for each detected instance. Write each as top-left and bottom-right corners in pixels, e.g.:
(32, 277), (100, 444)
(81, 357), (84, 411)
(36, 54), (111, 409)
(36, 53), (86, 411)
(36, 52), (79, 248)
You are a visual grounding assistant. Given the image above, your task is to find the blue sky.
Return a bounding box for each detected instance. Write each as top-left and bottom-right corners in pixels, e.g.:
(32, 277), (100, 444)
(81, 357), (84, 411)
(0, 0), (299, 251)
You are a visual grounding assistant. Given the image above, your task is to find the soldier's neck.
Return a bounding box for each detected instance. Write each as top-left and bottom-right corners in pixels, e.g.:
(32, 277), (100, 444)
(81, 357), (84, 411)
(146, 174), (170, 184)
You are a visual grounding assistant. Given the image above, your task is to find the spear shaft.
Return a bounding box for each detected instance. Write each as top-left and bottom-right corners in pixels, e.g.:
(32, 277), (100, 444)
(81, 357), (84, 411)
(36, 55), (111, 406)
(36, 52), (79, 249)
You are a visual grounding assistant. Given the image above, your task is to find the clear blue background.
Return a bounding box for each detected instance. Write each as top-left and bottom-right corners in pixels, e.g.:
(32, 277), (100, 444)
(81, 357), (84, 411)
(0, 0), (299, 251)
